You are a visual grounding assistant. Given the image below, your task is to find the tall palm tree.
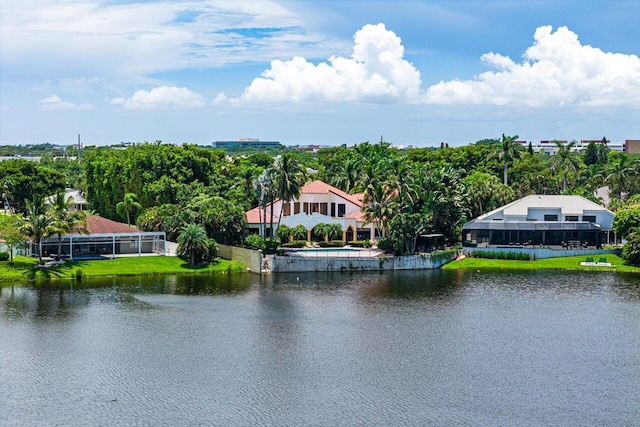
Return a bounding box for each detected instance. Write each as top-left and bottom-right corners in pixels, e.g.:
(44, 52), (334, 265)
(363, 181), (392, 238)
(605, 155), (634, 200)
(271, 154), (306, 241)
(116, 193), (143, 226)
(47, 191), (88, 259)
(490, 134), (522, 185)
(21, 195), (49, 264)
(551, 141), (580, 192)
(330, 157), (360, 193)
(177, 223), (209, 266)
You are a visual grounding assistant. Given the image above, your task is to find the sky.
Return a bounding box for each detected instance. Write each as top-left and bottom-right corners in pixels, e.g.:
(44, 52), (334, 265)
(1, 0), (640, 148)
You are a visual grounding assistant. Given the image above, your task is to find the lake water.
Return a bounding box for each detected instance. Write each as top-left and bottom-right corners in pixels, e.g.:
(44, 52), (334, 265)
(1, 270), (639, 426)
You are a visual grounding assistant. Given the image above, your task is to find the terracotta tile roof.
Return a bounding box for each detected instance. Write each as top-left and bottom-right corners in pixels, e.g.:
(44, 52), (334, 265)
(71, 215), (142, 234)
(246, 206), (279, 224)
(245, 181), (364, 224)
(300, 180), (363, 207)
(346, 211), (366, 221)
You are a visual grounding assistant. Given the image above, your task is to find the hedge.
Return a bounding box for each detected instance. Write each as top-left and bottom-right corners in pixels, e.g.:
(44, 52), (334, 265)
(473, 250), (531, 261)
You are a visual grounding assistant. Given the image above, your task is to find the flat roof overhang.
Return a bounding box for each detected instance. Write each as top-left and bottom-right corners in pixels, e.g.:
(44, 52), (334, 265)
(462, 220), (603, 232)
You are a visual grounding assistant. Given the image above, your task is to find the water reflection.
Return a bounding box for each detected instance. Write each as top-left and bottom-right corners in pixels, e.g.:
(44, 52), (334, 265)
(1, 285), (91, 321)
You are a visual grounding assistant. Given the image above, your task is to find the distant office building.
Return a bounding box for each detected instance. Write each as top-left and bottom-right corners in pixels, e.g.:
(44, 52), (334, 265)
(624, 140), (640, 154)
(213, 139), (281, 149)
(525, 139), (623, 154)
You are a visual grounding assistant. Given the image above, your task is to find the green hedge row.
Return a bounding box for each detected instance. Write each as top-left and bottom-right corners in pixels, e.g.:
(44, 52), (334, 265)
(349, 240), (372, 248)
(473, 250), (531, 261)
(281, 241), (307, 248)
(318, 241), (345, 248)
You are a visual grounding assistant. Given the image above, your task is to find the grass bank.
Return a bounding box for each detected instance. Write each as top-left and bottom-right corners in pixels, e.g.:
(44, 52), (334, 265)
(442, 254), (640, 273)
(0, 256), (247, 282)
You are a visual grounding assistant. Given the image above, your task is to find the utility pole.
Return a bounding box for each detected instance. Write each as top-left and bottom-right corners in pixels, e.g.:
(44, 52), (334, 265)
(77, 134), (82, 163)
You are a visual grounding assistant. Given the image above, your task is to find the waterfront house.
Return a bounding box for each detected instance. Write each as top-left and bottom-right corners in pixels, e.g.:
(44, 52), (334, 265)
(462, 195), (616, 249)
(29, 215), (166, 260)
(246, 180), (376, 242)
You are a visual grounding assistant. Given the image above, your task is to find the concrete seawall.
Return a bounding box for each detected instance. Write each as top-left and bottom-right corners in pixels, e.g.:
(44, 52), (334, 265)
(218, 244), (262, 274)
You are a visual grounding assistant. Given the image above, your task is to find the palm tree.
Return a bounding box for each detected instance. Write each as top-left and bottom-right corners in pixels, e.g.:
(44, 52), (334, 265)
(313, 223), (331, 242)
(177, 223), (209, 266)
(47, 191), (88, 259)
(291, 225), (307, 241)
(330, 157), (360, 193)
(551, 141), (580, 192)
(490, 134), (522, 185)
(605, 155), (634, 200)
(21, 195), (49, 264)
(271, 154), (306, 241)
(326, 223), (343, 241)
(363, 181), (392, 238)
(116, 193), (143, 226)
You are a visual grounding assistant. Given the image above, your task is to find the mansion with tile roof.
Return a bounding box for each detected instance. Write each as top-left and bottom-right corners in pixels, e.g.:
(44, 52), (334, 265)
(246, 180), (377, 242)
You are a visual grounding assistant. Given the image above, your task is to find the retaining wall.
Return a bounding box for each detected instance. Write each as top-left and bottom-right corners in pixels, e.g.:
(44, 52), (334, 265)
(270, 252), (455, 273)
(218, 244), (262, 274)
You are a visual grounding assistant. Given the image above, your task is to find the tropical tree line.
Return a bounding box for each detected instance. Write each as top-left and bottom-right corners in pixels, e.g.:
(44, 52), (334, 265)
(1, 138), (640, 261)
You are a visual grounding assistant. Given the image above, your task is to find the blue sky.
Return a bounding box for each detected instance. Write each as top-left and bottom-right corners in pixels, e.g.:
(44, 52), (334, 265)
(1, 0), (639, 147)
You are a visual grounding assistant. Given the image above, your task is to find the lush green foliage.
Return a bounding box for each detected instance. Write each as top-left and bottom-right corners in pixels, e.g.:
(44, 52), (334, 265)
(244, 234), (266, 251)
(0, 159), (66, 213)
(281, 240), (306, 248)
(613, 205), (640, 239)
(177, 223), (210, 266)
(318, 240), (345, 248)
(473, 250), (531, 261)
(0, 252), (9, 261)
(621, 229), (640, 266)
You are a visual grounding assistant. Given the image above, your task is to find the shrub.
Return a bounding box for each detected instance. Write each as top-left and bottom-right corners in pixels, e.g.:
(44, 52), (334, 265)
(473, 250), (530, 261)
(377, 237), (393, 253)
(431, 249), (458, 264)
(244, 234), (265, 251)
(622, 229), (640, 266)
(207, 238), (219, 262)
(262, 240), (279, 254)
(281, 240), (306, 248)
(0, 252), (9, 261)
(349, 240), (371, 248)
(277, 225), (292, 243)
(75, 269), (83, 280)
(318, 240), (345, 248)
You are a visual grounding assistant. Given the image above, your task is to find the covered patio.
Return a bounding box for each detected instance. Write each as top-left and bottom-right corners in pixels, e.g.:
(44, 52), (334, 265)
(462, 220), (607, 249)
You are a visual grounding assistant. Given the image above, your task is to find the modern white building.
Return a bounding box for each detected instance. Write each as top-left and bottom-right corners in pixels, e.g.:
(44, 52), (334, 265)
(246, 180), (376, 241)
(462, 195), (616, 248)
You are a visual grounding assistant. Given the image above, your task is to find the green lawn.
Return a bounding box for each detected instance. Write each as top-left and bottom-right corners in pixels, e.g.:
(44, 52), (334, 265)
(442, 254), (640, 272)
(0, 256), (247, 282)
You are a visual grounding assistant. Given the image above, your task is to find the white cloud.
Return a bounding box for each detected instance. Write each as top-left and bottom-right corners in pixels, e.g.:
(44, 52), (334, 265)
(423, 26), (640, 107)
(1, 0), (341, 79)
(39, 95), (93, 110)
(212, 92), (228, 104)
(110, 86), (206, 110)
(234, 23), (422, 104)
